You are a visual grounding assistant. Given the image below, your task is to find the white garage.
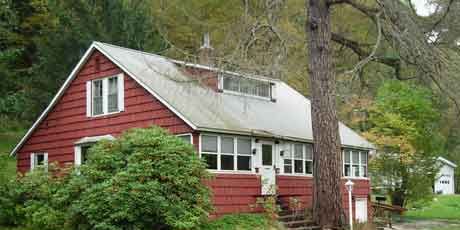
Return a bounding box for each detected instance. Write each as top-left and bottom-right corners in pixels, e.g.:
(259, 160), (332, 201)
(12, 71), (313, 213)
(434, 157), (457, 195)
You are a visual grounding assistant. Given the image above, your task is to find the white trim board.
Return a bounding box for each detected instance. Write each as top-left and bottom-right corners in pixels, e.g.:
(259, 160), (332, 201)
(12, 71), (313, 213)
(10, 42), (197, 156)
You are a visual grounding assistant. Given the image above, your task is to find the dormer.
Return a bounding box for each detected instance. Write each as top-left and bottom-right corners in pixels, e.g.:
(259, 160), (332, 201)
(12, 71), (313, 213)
(218, 72), (277, 102)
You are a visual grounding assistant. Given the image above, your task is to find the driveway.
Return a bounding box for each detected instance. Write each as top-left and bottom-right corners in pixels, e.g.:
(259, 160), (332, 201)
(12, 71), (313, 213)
(391, 219), (460, 230)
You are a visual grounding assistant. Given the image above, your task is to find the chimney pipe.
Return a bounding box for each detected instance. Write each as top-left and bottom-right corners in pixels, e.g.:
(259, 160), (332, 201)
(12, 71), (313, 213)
(198, 32), (214, 66)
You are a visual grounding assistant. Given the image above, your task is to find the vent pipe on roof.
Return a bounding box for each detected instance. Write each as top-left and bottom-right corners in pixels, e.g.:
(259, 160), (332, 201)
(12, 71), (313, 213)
(198, 32), (214, 67)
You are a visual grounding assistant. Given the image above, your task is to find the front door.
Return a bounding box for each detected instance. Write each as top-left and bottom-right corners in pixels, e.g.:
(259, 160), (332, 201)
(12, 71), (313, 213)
(260, 142), (276, 195)
(355, 198), (368, 223)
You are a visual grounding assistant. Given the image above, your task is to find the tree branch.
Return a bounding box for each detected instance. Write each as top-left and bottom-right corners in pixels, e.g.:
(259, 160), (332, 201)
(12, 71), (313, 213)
(328, 0), (379, 19)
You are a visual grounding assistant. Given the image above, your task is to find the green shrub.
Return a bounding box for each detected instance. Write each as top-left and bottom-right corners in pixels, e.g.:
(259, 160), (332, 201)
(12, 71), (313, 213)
(0, 126), (212, 230)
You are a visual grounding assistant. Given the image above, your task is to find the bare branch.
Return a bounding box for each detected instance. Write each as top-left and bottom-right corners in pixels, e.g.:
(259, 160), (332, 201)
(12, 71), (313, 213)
(429, 0), (454, 32)
(345, 12), (382, 76)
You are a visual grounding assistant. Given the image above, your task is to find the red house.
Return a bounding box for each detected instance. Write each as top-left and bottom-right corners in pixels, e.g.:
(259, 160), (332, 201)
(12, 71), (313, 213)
(11, 42), (374, 221)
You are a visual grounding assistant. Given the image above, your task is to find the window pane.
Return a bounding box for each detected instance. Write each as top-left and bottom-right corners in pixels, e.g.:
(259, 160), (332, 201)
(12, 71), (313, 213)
(237, 156), (251, 171)
(262, 144), (272, 166)
(294, 144), (303, 159)
(221, 155), (234, 170)
(344, 150), (351, 163)
(36, 154), (45, 166)
(237, 138), (251, 155)
(294, 160), (303, 173)
(361, 166), (367, 177)
(108, 77), (118, 94)
(353, 165), (360, 177)
(305, 144), (313, 160)
(240, 78), (251, 94)
(223, 76), (239, 91)
(352, 151), (359, 164)
(108, 78), (118, 112)
(93, 80), (103, 96)
(108, 94), (118, 112)
(283, 149), (291, 158)
(92, 80), (103, 115)
(257, 82), (270, 98)
(360, 152), (367, 164)
(344, 164), (350, 176)
(284, 159), (292, 174)
(248, 79), (258, 95)
(284, 165), (292, 174)
(202, 154), (217, 169)
(221, 137), (234, 154)
(81, 145), (91, 164)
(305, 161), (313, 174)
(178, 135), (191, 144)
(202, 135), (217, 152)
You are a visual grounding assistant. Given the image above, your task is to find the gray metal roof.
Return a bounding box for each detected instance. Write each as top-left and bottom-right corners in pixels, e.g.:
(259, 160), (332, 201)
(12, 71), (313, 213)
(95, 42), (374, 149)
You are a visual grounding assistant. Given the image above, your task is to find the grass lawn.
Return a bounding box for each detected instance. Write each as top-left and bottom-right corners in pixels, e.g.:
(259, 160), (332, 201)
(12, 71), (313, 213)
(199, 214), (279, 230)
(0, 131), (24, 183)
(405, 195), (460, 220)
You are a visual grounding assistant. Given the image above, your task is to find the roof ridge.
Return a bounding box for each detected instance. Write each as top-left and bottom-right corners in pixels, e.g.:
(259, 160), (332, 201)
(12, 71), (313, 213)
(93, 41), (281, 83)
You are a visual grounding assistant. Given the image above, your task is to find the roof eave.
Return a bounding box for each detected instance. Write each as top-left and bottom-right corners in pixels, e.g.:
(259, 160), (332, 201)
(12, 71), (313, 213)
(10, 43), (99, 156)
(196, 126), (376, 150)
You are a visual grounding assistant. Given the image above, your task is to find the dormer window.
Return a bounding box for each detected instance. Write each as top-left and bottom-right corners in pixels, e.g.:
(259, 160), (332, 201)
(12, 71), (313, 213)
(220, 73), (274, 100)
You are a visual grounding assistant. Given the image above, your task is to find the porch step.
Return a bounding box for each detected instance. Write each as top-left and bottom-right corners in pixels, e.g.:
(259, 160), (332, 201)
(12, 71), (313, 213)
(278, 213), (304, 221)
(277, 196), (318, 230)
(284, 219), (315, 228)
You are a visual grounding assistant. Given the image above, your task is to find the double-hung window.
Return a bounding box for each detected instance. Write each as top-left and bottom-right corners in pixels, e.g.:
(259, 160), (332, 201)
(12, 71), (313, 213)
(236, 138), (252, 171)
(343, 149), (368, 177)
(283, 143), (313, 175)
(200, 134), (252, 171)
(75, 144), (94, 166)
(86, 74), (124, 117)
(294, 144), (304, 173)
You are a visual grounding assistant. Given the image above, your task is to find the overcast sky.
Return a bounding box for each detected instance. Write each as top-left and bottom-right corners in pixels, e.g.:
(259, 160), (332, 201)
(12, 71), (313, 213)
(412, 0), (437, 16)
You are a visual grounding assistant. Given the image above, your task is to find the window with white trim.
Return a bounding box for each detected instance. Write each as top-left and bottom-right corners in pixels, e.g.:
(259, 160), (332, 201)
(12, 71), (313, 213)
(200, 135), (252, 171)
(75, 144), (94, 166)
(343, 149), (368, 177)
(87, 74), (124, 117)
(283, 143), (313, 175)
(30, 152), (48, 170)
(221, 73), (273, 99)
(177, 134), (192, 144)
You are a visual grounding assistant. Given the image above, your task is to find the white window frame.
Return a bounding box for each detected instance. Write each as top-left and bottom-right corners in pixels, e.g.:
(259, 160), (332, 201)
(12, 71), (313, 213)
(219, 73), (275, 101)
(176, 133), (193, 144)
(30, 152), (48, 171)
(74, 144), (94, 167)
(199, 134), (254, 173)
(74, 135), (115, 166)
(343, 149), (368, 179)
(86, 73), (124, 117)
(283, 143), (313, 176)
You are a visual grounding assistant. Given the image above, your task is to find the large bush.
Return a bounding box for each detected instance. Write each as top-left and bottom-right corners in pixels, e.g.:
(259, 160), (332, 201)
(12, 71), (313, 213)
(0, 126), (212, 229)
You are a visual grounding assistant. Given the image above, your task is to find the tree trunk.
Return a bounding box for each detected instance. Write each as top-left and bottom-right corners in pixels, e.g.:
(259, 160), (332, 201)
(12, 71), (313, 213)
(306, 0), (344, 228)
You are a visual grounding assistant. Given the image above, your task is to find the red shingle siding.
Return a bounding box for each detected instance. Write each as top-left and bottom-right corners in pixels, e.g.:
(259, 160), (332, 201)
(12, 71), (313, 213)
(204, 174), (262, 218)
(16, 51), (193, 173)
(277, 176), (371, 220)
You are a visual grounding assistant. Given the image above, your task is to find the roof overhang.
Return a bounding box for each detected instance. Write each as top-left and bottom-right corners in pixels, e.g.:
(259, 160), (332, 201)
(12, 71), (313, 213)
(437, 157), (457, 168)
(10, 42), (197, 156)
(197, 126), (376, 151)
